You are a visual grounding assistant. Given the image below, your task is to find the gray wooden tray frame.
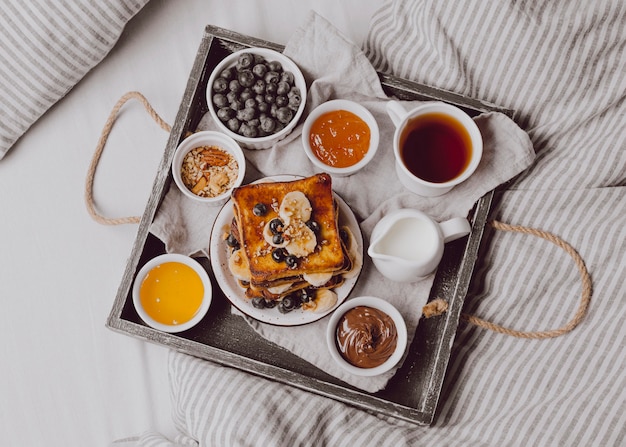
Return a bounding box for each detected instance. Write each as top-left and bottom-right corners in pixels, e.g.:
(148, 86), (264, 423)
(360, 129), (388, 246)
(106, 25), (510, 426)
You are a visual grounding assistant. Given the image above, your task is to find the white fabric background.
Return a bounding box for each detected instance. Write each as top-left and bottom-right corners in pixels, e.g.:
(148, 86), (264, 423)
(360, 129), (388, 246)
(0, 1), (381, 446)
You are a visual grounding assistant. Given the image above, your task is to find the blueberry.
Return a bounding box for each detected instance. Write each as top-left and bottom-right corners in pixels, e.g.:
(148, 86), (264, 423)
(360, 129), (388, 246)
(278, 302), (292, 314)
(213, 77), (228, 93)
(272, 233), (284, 245)
(264, 71), (280, 84)
(306, 220), (320, 233)
(225, 233), (239, 248)
(240, 88), (253, 102)
(252, 63), (268, 79)
(276, 107), (293, 124)
(238, 69), (255, 88)
(252, 79), (266, 95)
(287, 90), (301, 111)
(269, 218), (284, 234)
(260, 116), (276, 133)
(263, 299), (277, 309)
(237, 52), (254, 69)
(266, 82), (278, 95)
(275, 95), (288, 108)
(229, 79), (242, 93)
(217, 107), (235, 122)
(285, 255), (298, 269)
(268, 61), (283, 73)
(239, 122), (258, 138)
(253, 203), (267, 216)
(280, 71), (294, 85)
(276, 81), (291, 96)
(219, 66), (236, 80)
(213, 93), (228, 108)
(239, 107), (258, 122)
(227, 118), (240, 133)
(251, 297), (266, 309)
(272, 248), (287, 262)
(278, 295), (298, 313)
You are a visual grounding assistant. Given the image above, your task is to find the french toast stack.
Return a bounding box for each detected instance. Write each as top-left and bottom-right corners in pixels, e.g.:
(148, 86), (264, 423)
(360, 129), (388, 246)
(226, 173), (359, 314)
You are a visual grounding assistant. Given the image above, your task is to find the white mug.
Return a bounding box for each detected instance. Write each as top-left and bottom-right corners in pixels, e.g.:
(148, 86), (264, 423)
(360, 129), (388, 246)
(387, 101), (483, 197)
(367, 209), (471, 282)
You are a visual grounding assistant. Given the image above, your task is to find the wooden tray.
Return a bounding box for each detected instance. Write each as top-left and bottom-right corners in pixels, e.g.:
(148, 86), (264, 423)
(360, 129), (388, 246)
(106, 25), (508, 425)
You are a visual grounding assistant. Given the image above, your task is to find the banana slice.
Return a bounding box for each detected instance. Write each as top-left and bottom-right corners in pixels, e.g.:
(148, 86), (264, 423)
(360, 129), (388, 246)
(285, 223), (316, 257)
(228, 249), (251, 282)
(279, 191), (312, 225)
(267, 282), (294, 295)
(309, 289), (338, 313)
(303, 272), (334, 287)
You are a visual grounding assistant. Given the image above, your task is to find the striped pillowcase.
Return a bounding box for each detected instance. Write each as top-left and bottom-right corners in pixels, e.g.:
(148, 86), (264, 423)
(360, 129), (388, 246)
(0, 0), (149, 160)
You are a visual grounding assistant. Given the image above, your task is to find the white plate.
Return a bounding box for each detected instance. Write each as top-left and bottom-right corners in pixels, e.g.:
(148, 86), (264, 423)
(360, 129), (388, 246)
(209, 175), (363, 326)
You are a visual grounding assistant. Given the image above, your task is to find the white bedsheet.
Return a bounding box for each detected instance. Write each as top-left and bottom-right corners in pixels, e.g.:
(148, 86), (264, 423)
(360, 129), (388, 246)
(0, 1), (380, 445)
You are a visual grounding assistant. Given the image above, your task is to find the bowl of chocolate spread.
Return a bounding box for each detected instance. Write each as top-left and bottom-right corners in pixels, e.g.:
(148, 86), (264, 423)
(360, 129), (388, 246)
(326, 296), (408, 376)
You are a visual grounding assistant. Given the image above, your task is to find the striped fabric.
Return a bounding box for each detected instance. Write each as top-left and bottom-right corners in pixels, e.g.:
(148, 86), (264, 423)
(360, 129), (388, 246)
(141, 1), (625, 445)
(0, 0), (149, 160)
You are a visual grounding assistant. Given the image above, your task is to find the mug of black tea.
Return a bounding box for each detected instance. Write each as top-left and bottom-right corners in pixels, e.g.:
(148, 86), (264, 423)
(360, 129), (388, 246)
(386, 101), (482, 197)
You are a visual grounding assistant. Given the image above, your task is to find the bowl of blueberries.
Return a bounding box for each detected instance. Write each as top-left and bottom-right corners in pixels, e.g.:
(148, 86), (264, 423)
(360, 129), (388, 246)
(206, 48), (307, 150)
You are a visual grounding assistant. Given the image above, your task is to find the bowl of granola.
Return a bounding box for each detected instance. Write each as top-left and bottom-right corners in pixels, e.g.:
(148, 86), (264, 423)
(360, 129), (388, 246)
(172, 131), (246, 205)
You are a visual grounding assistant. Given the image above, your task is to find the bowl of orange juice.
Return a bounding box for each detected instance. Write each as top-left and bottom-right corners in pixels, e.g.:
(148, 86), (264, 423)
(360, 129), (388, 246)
(132, 253), (212, 333)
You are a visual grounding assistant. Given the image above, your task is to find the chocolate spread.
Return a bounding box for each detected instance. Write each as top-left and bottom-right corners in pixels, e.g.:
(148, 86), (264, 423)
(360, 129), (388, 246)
(335, 306), (398, 368)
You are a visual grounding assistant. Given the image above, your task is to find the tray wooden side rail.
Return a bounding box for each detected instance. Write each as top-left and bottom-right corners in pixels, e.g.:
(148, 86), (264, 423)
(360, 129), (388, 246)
(106, 24), (507, 425)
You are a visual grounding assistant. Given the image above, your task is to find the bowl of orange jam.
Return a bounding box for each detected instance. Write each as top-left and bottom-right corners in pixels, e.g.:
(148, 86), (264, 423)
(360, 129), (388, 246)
(302, 99), (379, 177)
(132, 253), (212, 333)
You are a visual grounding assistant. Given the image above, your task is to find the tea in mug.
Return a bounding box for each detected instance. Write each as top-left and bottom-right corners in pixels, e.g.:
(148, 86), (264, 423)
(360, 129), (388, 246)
(399, 112), (473, 183)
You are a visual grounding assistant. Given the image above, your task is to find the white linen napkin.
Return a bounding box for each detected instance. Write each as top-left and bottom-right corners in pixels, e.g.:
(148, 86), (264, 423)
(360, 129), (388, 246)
(150, 11), (535, 392)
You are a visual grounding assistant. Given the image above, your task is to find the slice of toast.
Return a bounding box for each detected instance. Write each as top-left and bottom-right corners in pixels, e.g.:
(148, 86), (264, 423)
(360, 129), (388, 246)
(231, 173), (347, 285)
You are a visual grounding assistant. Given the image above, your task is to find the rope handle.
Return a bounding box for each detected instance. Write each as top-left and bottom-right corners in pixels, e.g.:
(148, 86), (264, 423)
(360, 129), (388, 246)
(85, 91), (171, 225)
(86, 91), (592, 339)
(459, 220), (592, 339)
(423, 220), (592, 338)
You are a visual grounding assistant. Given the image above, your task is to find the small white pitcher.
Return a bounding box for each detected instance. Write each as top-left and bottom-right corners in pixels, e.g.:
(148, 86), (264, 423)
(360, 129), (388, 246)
(368, 209), (471, 282)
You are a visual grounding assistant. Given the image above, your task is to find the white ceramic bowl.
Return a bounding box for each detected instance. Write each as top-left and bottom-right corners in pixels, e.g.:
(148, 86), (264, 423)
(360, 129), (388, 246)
(326, 296), (408, 377)
(206, 47), (307, 150)
(171, 131), (246, 206)
(301, 99), (379, 177)
(132, 253), (212, 333)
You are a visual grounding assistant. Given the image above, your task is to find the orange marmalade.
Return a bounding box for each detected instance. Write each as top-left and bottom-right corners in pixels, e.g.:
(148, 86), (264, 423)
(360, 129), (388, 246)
(309, 110), (370, 168)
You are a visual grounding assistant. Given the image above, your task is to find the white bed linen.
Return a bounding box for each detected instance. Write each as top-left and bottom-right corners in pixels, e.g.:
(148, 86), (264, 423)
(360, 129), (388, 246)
(0, 1), (380, 446)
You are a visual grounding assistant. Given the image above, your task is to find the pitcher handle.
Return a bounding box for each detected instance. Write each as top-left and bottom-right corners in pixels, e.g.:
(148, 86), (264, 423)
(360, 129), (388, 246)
(439, 217), (471, 243)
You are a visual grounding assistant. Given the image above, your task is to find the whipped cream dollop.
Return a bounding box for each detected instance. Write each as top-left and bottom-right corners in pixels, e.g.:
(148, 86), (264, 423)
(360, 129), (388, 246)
(335, 305), (398, 368)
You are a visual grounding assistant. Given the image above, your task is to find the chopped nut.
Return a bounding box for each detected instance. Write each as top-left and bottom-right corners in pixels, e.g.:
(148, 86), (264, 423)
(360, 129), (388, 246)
(191, 176), (208, 194)
(180, 145), (238, 197)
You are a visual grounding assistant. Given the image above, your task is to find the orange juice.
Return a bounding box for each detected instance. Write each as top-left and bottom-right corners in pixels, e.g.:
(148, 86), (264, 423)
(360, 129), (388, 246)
(139, 261), (204, 325)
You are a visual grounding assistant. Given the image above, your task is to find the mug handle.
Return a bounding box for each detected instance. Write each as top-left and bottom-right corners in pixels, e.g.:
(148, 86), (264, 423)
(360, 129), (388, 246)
(386, 100), (407, 127)
(439, 217), (471, 243)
